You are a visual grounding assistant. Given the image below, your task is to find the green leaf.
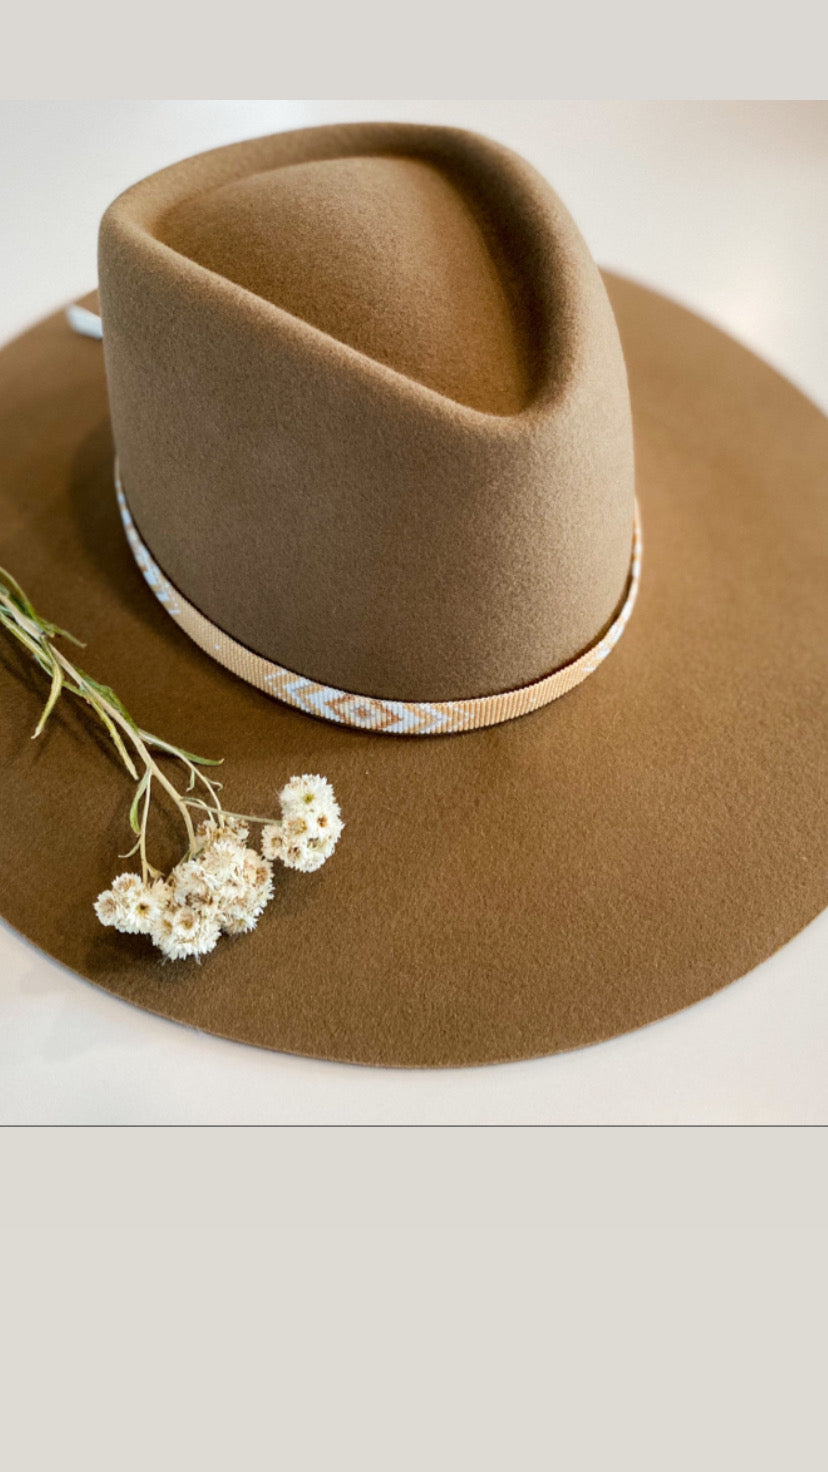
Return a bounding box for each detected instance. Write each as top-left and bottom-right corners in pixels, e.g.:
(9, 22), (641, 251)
(144, 735), (221, 766)
(129, 770), (150, 834)
(142, 732), (223, 767)
(0, 566), (39, 621)
(46, 622), (85, 648)
(87, 699), (139, 781)
(181, 748), (223, 767)
(33, 653), (64, 738)
(81, 672), (135, 718)
(1, 615), (45, 663)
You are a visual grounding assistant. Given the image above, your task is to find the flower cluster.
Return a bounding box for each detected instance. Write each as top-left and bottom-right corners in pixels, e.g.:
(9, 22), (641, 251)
(261, 774), (344, 873)
(95, 817), (272, 960)
(95, 776), (343, 961)
(0, 565), (345, 968)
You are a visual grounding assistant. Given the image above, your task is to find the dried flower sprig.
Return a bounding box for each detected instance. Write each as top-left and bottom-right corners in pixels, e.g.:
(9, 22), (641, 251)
(1, 566), (343, 960)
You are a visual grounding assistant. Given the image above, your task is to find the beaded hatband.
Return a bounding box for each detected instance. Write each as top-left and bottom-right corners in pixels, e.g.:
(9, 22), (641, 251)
(116, 465), (641, 737)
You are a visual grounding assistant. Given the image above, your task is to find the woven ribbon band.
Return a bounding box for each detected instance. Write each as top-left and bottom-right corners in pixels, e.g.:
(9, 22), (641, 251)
(115, 465), (641, 736)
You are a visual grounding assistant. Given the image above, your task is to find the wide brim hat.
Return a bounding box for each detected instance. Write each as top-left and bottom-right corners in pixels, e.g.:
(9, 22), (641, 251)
(1, 121), (826, 1067)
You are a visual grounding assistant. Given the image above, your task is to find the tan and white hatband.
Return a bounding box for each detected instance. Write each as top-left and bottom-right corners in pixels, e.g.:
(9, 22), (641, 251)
(115, 465), (642, 737)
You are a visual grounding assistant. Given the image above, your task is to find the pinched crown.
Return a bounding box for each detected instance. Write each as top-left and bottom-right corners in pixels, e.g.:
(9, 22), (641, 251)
(99, 122), (635, 703)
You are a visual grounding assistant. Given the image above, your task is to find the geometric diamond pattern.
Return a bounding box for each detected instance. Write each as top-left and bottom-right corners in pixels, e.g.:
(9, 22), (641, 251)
(116, 463), (642, 738)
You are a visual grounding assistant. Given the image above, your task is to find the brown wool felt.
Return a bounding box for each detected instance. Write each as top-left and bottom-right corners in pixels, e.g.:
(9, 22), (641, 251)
(1, 134), (827, 1067)
(98, 125), (635, 702)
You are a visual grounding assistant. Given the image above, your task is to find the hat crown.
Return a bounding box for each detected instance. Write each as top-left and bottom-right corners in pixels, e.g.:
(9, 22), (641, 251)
(158, 153), (534, 417)
(99, 123), (635, 703)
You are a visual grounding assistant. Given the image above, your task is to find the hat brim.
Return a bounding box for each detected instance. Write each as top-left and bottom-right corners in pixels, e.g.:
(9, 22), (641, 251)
(1, 275), (826, 1067)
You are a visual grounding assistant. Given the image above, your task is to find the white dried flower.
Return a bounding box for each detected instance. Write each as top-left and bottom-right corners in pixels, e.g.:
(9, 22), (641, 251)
(149, 901), (176, 952)
(111, 872), (143, 897)
(305, 834), (340, 872)
(281, 840), (311, 872)
(93, 772), (338, 958)
(171, 846), (273, 940)
(151, 902), (220, 961)
(221, 911), (259, 936)
(170, 859), (213, 908)
(235, 852), (273, 913)
(222, 815), (250, 845)
(200, 835), (246, 888)
(96, 872), (167, 934)
(284, 814), (311, 841)
(134, 878), (170, 932)
(280, 834), (334, 873)
(219, 871), (273, 935)
(195, 817), (218, 847)
(312, 805), (343, 844)
(249, 862), (274, 911)
(195, 814), (250, 850)
(215, 876), (247, 914)
(279, 774), (340, 822)
(261, 821), (286, 862)
(272, 776), (343, 871)
(242, 850), (273, 896)
(93, 889), (120, 927)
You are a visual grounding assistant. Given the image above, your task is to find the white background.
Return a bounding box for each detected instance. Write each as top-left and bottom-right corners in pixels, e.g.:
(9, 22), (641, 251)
(1, 101), (826, 1123)
(4, 1129), (827, 1467)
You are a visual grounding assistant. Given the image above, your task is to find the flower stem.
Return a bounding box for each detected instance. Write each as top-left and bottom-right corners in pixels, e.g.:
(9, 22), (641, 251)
(1, 569), (224, 867)
(183, 796), (280, 828)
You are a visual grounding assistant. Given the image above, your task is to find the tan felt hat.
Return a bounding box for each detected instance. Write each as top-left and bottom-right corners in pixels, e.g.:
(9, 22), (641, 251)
(1, 121), (826, 1066)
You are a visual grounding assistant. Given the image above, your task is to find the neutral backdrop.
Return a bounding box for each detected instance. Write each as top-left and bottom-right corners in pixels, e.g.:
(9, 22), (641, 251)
(1, 100), (826, 1124)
